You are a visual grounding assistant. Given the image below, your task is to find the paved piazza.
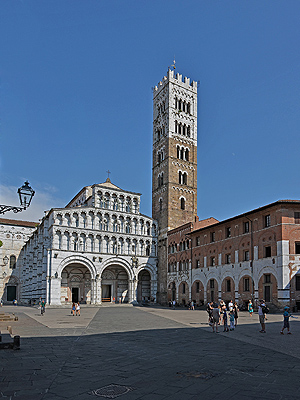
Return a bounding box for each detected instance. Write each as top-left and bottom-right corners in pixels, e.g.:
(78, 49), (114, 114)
(0, 305), (300, 400)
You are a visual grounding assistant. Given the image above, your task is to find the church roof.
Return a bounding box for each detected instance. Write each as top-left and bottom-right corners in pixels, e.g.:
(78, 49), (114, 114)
(93, 178), (142, 196)
(95, 178), (122, 190)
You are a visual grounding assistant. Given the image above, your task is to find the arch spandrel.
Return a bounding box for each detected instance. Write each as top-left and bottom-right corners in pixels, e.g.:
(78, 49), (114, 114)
(100, 256), (134, 280)
(57, 255), (97, 279)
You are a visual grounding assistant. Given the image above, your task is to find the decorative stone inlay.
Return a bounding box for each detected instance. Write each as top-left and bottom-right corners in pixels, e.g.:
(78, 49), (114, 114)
(91, 384), (134, 398)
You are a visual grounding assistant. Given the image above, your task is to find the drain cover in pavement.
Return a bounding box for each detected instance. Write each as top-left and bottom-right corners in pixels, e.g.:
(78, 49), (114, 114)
(177, 371), (216, 380)
(91, 384), (134, 398)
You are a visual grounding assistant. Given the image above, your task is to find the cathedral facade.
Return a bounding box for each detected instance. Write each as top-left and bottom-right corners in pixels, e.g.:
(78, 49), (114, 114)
(18, 179), (158, 305)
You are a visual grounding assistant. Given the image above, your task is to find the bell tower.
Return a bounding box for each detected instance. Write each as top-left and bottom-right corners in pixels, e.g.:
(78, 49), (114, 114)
(152, 68), (198, 303)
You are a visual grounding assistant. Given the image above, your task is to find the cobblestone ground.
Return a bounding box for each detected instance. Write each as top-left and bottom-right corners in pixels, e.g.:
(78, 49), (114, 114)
(0, 304), (299, 400)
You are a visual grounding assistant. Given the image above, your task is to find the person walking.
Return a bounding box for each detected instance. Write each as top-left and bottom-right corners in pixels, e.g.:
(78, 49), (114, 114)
(71, 302), (76, 316)
(233, 302), (239, 326)
(229, 310), (235, 330)
(258, 300), (267, 333)
(211, 303), (220, 333)
(190, 300), (195, 310)
(172, 300), (176, 310)
(206, 302), (213, 323)
(40, 299), (46, 316)
(222, 306), (229, 332)
(248, 300), (253, 317)
(76, 302), (81, 316)
(280, 306), (292, 334)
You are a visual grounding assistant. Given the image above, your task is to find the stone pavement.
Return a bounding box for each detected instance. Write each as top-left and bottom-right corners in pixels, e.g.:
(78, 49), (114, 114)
(0, 305), (300, 400)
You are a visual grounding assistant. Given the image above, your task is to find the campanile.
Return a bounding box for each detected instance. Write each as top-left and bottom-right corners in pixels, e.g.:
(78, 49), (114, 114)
(152, 68), (198, 303)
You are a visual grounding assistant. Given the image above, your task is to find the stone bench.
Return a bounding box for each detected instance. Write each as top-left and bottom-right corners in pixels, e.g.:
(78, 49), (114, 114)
(0, 327), (20, 350)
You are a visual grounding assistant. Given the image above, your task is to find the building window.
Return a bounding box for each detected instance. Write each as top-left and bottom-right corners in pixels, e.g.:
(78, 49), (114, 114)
(295, 243), (300, 254)
(210, 232), (215, 243)
(196, 260), (200, 269)
(244, 221), (249, 233)
(210, 279), (214, 289)
(182, 283), (186, 294)
(226, 227), (231, 238)
(180, 198), (185, 210)
(244, 278), (250, 292)
(264, 246), (271, 258)
(9, 255), (16, 269)
(294, 212), (300, 224)
(210, 257), (215, 266)
(296, 275), (300, 291)
(159, 199), (163, 211)
(264, 214), (271, 228)
(244, 250), (250, 261)
(264, 274), (271, 283)
(196, 237), (200, 246)
(226, 279), (231, 292)
(196, 282), (200, 293)
(225, 254), (231, 264)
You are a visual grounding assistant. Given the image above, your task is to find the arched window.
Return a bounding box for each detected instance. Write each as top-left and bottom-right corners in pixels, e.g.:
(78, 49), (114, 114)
(159, 198), (162, 211)
(57, 232), (62, 249)
(177, 146), (180, 159)
(187, 126), (191, 137)
(65, 232), (70, 250)
(146, 244), (150, 257)
(179, 171), (182, 184)
(187, 103), (191, 114)
(74, 214), (79, 228)
(180, 148), (184, 160)
(175, 120), (178, 133)
(183, 173), (187, 185)
(126, 199), (131, 212)
(9, 255), (16, 269)
(181, 198), (185, 210)
(185, 149), (189, 161)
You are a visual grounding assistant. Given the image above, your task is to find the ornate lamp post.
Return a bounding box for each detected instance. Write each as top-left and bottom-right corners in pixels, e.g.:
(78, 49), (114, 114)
(0, 181), (35, 215)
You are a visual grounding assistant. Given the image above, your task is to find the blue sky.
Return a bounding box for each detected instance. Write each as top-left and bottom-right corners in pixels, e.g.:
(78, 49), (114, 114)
(1, 1), (300, 223)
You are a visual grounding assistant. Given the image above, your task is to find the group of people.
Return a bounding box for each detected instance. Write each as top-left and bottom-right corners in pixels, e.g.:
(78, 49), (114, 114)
(207, 300), (239, 333)
(71, 302), (81, 316)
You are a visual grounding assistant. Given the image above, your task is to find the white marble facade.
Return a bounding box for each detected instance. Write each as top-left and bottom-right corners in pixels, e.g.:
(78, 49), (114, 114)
(19, 179), (158, 305)
(0, 219), (37, 303)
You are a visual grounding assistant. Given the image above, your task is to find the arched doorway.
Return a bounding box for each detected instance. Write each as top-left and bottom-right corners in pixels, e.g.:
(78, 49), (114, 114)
(137, 270), (151, 303)
(61, 263), (91, 304)
(207, 278), (218, 303)
(191, 280), (204, 306)
(221, 277), (235, 303)
(101, 265), (129, 303)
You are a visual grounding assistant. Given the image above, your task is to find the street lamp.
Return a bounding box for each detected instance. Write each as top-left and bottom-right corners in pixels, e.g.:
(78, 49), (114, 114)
(0, 181), (35, 215)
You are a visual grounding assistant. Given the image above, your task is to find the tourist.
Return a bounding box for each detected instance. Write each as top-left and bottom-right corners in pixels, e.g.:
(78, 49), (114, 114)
(228, 299), (233, 312)
(206, 302), (213, 323)
(41, 299), (45, 316)
(248, 300), (253, 317)
(229, 310), (235, 330)
(211, 303), (220, 333)
(71, 302), (76, 316)
(190, 300), (195, 310)
(280, 306), (292, 335)
(76, 302), (81, 316)
(222, 305), (229, 332)
(233, 302), (239, 326)
(172, 299), (176, 310)
(258, 299), (267, 333)
(0, 299), (3, 307)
